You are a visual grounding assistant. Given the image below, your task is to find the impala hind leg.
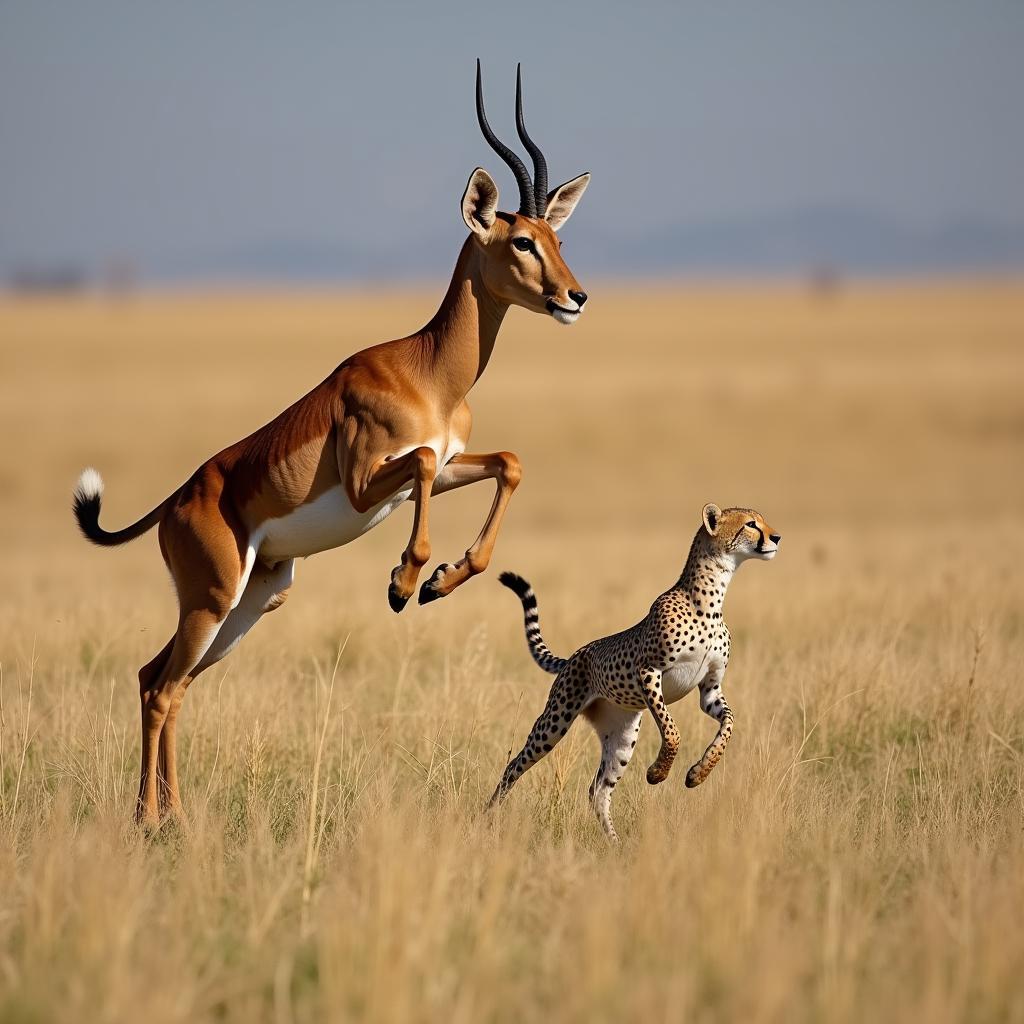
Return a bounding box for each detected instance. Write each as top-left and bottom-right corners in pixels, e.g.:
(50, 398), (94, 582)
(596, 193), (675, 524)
(584, 700), (644, 841)
(418, 451), (521, 605)
(156, 558), (295, 818)
(487, 659), (592, 809)
(137, 601), (237, 828)
(137, 507), (252, 828)
(139, 636), (176, 813)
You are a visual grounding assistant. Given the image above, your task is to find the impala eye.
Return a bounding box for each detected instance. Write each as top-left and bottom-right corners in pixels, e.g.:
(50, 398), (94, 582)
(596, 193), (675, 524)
(512, 237), (534, 253)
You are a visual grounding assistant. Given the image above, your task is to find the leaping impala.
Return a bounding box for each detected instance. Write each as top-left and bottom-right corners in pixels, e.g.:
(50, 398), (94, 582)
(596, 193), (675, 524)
(73, 61), (591, 827)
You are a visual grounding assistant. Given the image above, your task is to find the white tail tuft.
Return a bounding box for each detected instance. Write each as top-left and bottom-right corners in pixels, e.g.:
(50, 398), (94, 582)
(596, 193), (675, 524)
(75, 467), (104, 501)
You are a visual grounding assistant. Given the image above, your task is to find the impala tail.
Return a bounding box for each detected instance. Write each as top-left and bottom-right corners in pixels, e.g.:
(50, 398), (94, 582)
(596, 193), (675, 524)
(72, 468), (176, 547)
(499, 571), (567, 674)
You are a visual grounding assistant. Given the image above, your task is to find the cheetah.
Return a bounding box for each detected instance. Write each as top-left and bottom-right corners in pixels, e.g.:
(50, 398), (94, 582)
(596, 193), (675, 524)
(489, 502), (780, 840)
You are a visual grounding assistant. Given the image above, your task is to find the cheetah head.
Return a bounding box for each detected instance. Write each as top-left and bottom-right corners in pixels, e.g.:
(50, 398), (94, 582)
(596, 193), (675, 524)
(701, 503), (781, 563)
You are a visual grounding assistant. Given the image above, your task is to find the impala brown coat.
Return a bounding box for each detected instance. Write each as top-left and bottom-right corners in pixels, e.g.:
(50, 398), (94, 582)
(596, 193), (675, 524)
(73, 64), (591, 827)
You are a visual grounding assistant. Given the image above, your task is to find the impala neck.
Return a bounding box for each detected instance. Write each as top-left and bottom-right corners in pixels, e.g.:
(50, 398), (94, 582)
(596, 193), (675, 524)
(416, 236), (508, 408)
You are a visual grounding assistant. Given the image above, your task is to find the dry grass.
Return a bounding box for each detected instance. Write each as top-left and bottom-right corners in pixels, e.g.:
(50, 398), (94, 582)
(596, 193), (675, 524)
(1, 280), (1023, 1023)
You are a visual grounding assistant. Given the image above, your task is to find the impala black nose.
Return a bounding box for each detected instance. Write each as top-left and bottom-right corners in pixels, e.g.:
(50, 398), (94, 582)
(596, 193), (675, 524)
(769, 533), (781, 544)
(568, 290), (588, 309)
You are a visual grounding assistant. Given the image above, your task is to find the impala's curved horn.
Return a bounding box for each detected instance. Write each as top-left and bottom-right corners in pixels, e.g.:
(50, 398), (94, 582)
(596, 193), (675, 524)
(515, 63), (548, 217)
(476, 59), (536, 218)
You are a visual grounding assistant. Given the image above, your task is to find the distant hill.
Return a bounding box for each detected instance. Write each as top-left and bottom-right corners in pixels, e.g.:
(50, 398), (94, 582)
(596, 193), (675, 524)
(176, 206), (1024, 283)
(6, 205), (1024, 287)
(568, 205), (1024, 277)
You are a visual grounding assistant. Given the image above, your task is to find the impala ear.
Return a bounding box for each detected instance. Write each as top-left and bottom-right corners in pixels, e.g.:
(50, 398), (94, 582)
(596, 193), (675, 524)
(462, 168), (499, 235)
(702, 503), (722, 537)
(544, 172), (590, 231)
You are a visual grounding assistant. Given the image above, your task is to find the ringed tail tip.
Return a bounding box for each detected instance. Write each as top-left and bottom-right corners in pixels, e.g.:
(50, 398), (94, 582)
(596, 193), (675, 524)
(499, 571), (532, 599)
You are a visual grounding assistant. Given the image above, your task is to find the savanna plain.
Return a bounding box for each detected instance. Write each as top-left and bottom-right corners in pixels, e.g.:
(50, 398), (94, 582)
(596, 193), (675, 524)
(1, 280), (1023, 1023)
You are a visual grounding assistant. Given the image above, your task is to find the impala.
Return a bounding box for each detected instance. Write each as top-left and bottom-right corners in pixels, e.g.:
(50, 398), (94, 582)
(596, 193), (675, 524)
(73, 61), (591, 826)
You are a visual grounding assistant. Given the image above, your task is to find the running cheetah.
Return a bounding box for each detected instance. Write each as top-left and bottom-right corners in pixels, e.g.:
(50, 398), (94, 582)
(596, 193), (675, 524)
(489, 502), (780, 840)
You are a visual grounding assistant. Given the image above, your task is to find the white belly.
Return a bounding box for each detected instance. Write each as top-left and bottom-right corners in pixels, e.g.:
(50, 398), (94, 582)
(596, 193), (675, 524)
(661, 659), (704, 704)
(256, 434), (464, 561)
(258, 484), (411, 560)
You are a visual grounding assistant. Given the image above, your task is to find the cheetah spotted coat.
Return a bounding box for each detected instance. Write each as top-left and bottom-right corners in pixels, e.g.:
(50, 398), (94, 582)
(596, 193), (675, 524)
(489, 503), (780, 840)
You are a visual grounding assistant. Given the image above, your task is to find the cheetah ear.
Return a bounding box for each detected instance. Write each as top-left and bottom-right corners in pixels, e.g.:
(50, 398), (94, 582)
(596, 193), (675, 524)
(702, 503), (722, 537)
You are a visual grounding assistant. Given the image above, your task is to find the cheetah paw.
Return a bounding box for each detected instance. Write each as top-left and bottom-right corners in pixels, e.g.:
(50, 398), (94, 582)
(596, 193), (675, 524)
(646, 765), (669, 786)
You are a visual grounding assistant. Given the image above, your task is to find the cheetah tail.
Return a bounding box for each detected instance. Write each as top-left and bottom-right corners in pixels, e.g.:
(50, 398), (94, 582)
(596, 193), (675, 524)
(498, 572), (567, 675)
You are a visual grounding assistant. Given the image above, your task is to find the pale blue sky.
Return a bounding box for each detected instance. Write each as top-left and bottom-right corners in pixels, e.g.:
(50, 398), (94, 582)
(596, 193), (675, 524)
(1, 1), (1022, 278)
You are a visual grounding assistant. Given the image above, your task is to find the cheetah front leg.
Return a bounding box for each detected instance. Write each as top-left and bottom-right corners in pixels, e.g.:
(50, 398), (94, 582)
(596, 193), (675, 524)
(640, 667), (680, 785)
(685, 669), (734, 788)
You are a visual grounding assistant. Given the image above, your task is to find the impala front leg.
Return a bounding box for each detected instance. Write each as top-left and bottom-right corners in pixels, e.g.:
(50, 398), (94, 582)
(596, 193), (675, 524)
(348, 446), (438, 614)
(418, 451), (521, 604)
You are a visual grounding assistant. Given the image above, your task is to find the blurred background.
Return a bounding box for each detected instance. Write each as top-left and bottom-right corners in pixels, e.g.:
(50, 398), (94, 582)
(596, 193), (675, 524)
(2, 8), (1024, 1021)
(1, 0), (1022, 637)
(2, 0), (1023, 289)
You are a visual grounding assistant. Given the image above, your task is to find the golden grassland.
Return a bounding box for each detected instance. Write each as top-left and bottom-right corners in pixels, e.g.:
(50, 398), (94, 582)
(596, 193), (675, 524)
(1, 280), (1023, 1023)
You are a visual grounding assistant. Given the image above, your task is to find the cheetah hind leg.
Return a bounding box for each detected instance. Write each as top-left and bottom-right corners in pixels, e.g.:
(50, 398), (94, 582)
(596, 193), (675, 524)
(486, 663), (592, 809)
(583, 700), (643, 842)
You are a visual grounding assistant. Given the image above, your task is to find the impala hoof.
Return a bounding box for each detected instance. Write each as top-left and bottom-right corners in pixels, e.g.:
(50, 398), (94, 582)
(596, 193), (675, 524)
(134, 807), (162, 835)
(418, 580), (445, 605)
(418, 563), (455, 605)
(387, 584), (410, 614)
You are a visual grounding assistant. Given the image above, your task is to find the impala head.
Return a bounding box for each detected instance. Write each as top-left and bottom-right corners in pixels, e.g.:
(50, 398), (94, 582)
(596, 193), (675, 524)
(462, 61), (590, 326)
(700, 503), (782, 564)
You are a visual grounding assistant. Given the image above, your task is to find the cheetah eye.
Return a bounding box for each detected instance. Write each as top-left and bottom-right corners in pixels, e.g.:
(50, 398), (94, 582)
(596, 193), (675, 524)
(746, 521), (756, 529)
